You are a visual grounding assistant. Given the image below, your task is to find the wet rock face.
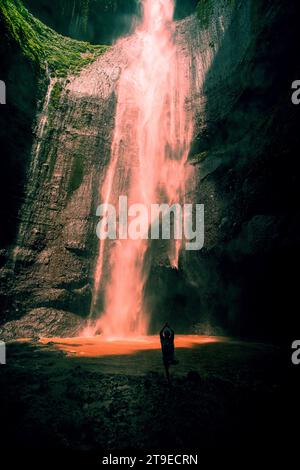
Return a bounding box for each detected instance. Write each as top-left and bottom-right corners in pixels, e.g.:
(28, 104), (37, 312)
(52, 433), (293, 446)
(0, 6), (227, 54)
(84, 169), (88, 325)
(182, 0), (300, 340)
(147, 5), (237, 332)
(0, 308), (84, 339)
(0, 22), (43, 249)
(147, 0), (300, 340)
(0, 38), (135, 336)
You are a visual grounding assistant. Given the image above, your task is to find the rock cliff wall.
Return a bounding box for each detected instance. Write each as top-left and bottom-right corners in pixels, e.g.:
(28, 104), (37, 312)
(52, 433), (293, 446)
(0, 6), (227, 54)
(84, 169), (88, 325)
(1, 0), (299, 341)
(0, 34), (135, 338)
(180, 0), (300, 340)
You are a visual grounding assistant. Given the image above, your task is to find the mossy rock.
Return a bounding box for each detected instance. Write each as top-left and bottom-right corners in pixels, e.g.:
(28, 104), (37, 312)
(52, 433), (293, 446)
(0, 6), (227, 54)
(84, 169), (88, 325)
(197, 0), (236, 29)
(196, 0), (214, 28)
(191, 151), (210, 163)
(0, 0), (108, 77)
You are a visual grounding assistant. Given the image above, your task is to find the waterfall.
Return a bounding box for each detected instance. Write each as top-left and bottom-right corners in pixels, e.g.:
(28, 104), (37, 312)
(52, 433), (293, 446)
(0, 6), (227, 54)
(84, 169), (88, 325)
(11, 77), (56, 270)
(88, 0), (195, 337)
(30, 78), (56, 179)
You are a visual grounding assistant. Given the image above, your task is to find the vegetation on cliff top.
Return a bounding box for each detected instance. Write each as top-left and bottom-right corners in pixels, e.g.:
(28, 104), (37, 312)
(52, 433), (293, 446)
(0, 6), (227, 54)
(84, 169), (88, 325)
(0, 0), (108, 77)
(22, 0), (139, 44)
(197, 0), (235, 28)
(197, 0), (213, 28)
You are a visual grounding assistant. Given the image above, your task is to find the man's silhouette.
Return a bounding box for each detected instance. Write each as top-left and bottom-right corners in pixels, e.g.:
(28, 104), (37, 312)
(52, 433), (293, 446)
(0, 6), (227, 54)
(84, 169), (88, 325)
(160, 322), (178, 383)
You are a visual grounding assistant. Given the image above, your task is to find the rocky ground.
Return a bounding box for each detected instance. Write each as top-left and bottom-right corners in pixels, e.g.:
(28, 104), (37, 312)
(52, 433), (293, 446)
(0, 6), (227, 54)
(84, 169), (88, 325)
(0, 338), (296, 460)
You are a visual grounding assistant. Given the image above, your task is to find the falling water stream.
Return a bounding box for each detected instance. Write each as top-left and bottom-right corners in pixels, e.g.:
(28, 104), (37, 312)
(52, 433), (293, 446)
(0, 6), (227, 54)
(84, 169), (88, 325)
(86, 0), (194, 337)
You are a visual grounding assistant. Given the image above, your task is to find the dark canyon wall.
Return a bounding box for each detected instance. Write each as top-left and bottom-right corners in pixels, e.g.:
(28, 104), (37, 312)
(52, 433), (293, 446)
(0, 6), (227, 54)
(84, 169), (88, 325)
(178, 0), (300, 341)
(0, 0), (299, 341)
(22, 0), (199, 44)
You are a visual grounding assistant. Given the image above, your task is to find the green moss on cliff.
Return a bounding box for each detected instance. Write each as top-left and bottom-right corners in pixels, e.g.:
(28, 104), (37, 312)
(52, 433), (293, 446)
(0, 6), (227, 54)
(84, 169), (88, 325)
(196, 0), (213, 28)
(191, 151), (209, 163)
(47, 80), (64, 126)
(0, 0), (108, 77)
(197, 0), (236, 28)
(50, 81), (64, 108)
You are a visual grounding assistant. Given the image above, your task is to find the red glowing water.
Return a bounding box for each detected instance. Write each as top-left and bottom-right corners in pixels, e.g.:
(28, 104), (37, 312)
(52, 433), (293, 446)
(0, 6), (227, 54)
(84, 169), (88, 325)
(40, 335), (222, 358)
(86, 0), (194, 337)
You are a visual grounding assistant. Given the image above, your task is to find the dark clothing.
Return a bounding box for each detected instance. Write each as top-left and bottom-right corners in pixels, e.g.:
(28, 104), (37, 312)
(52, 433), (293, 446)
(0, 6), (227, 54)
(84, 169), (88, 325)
(160, 327), (175, 366)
